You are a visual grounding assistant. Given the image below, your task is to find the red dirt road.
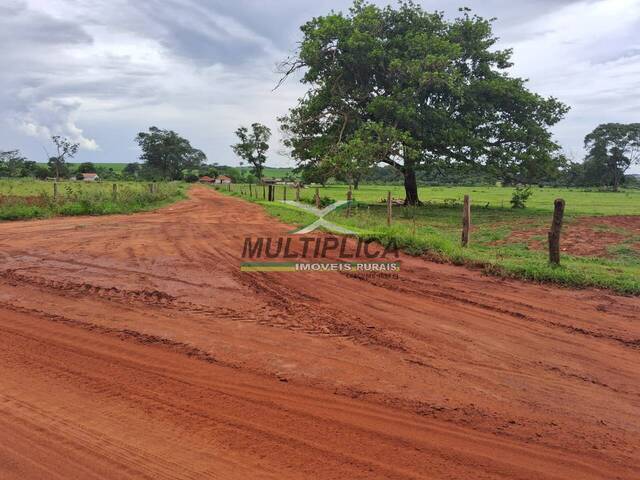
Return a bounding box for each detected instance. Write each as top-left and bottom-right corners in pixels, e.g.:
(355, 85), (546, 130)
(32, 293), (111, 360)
(0, 186), (638, 479)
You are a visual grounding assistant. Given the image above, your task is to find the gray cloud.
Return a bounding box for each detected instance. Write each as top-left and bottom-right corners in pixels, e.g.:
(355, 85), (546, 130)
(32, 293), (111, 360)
(0, 1), (92, 46)
(0, 0), (639, 171)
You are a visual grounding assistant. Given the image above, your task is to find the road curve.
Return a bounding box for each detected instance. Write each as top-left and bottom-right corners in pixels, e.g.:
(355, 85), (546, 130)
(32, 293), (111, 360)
(0, 186), (638, 479)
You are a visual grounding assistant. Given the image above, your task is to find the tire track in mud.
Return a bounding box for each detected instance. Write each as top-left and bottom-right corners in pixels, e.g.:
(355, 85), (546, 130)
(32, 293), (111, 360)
(341, 268), (640, 349)
(0, 301), (223, 367)
(233, 268), (408, 351)
(3, 309), (634, 480)
(0, 264), (405, 350)
(0, 186), (639, 479)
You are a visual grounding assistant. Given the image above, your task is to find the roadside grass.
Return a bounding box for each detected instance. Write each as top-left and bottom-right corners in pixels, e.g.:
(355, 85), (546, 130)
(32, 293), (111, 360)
(0, 179), (186, 220)
(326, 204), (640, 295)
(216, 184), (640, 295)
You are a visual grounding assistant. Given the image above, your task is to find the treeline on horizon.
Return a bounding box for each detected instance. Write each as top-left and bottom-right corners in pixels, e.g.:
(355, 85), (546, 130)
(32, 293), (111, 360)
(2, 131), (639, 190)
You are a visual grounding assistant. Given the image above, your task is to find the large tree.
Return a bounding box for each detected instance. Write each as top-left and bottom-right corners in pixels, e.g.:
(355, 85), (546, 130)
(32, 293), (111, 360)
(231, 123), (272, 181)
(279, 1), (568, 204)
(584, 123), (640, 191)
(135, 127), (206, 180)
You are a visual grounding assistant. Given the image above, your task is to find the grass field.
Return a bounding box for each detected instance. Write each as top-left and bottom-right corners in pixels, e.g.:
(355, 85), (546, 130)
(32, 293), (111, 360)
(238, 184), (640, 215)
(217, 183), (640, 295)
(261, 167), (294, 179)
(0, 179), (185, 220)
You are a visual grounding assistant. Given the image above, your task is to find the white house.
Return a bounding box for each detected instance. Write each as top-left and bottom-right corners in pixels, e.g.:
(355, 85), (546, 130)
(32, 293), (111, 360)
(81, 173), (99, 182)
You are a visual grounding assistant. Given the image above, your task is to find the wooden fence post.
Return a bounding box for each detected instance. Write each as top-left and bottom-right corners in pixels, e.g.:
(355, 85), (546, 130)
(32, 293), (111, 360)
(386, 191), (392, 226)
(295, 185), (300, 202)
(283, 185), (287, 201)
(249, 183), (252, 197)
(268, 185), (274, 202)
(112, 183), (117, 200)
(548, 198), (565, 265)
(53, 182), (58, 199)
(462, 195), (471, 247)
(315, 188), (320, 209)
(346, 187), (352, 217)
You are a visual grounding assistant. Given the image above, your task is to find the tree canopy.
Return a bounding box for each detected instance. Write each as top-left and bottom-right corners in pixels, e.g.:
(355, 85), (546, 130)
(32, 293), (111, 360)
(135, 126), (206, 180)
(583, 123), (640, 191)
(231, 123), (272, 181)
(0, 150), (28, 177)
(77, 162), (97, 173)
(279, 1), (568, 203)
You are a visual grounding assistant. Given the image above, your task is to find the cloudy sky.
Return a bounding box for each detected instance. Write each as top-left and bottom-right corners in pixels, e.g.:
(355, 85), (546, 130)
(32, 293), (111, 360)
(1, 0), (640, 172)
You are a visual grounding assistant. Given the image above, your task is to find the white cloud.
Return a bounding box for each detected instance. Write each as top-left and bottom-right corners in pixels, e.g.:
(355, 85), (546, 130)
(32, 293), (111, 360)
(16, 99), (99, 151)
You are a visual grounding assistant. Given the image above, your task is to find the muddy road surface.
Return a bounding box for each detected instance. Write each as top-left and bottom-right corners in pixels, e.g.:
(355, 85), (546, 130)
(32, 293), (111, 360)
(0, 186), (638, 479)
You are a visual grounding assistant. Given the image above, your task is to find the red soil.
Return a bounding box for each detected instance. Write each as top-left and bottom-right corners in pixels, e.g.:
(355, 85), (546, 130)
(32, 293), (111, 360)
(0, 194), (49, 206)
(0, 186), (638, 479)
(507, 215), (640, 257)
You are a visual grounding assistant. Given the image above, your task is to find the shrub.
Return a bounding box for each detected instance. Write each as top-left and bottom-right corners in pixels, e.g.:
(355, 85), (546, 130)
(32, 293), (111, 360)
(510, 185), (533, 208)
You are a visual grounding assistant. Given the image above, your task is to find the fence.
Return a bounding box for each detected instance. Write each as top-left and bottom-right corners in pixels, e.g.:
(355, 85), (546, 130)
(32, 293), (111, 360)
(218, 183), (571, 265)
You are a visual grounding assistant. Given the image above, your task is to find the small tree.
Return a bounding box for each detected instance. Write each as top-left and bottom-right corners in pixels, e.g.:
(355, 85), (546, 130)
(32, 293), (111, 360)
(231, 123), (272, 181)
(199, 166), (219, 178)
(123, 162), (141, 178)
(77, 162), (96, 173)
(584, 123), (640, 191)
(48, 136), (79, 180)
(33, 164), (50, 180)
(510, 185), (533, 208)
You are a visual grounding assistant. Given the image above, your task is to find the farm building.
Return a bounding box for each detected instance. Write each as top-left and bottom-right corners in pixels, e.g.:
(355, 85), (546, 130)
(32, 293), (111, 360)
(214, 175), (232, 184)
(81, 173), (99, 182)
(198, 176), (216, 183)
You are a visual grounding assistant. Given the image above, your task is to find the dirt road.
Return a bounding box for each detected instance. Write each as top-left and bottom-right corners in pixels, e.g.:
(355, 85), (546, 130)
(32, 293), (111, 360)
(0, 186), (638, 479)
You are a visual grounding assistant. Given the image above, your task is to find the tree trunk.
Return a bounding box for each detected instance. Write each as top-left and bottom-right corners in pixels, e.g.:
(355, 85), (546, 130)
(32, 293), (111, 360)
(612, 172), (620, 192)
(403, 165), (419, 205)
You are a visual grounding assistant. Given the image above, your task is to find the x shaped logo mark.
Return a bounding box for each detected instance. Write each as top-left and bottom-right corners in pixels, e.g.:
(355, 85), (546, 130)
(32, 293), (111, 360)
(281, 200), (357, 235)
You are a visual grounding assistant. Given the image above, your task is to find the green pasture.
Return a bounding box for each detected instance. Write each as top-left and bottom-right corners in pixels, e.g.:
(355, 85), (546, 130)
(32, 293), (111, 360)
(236, 184), (640, 216)
(217, 183), (640, 295)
